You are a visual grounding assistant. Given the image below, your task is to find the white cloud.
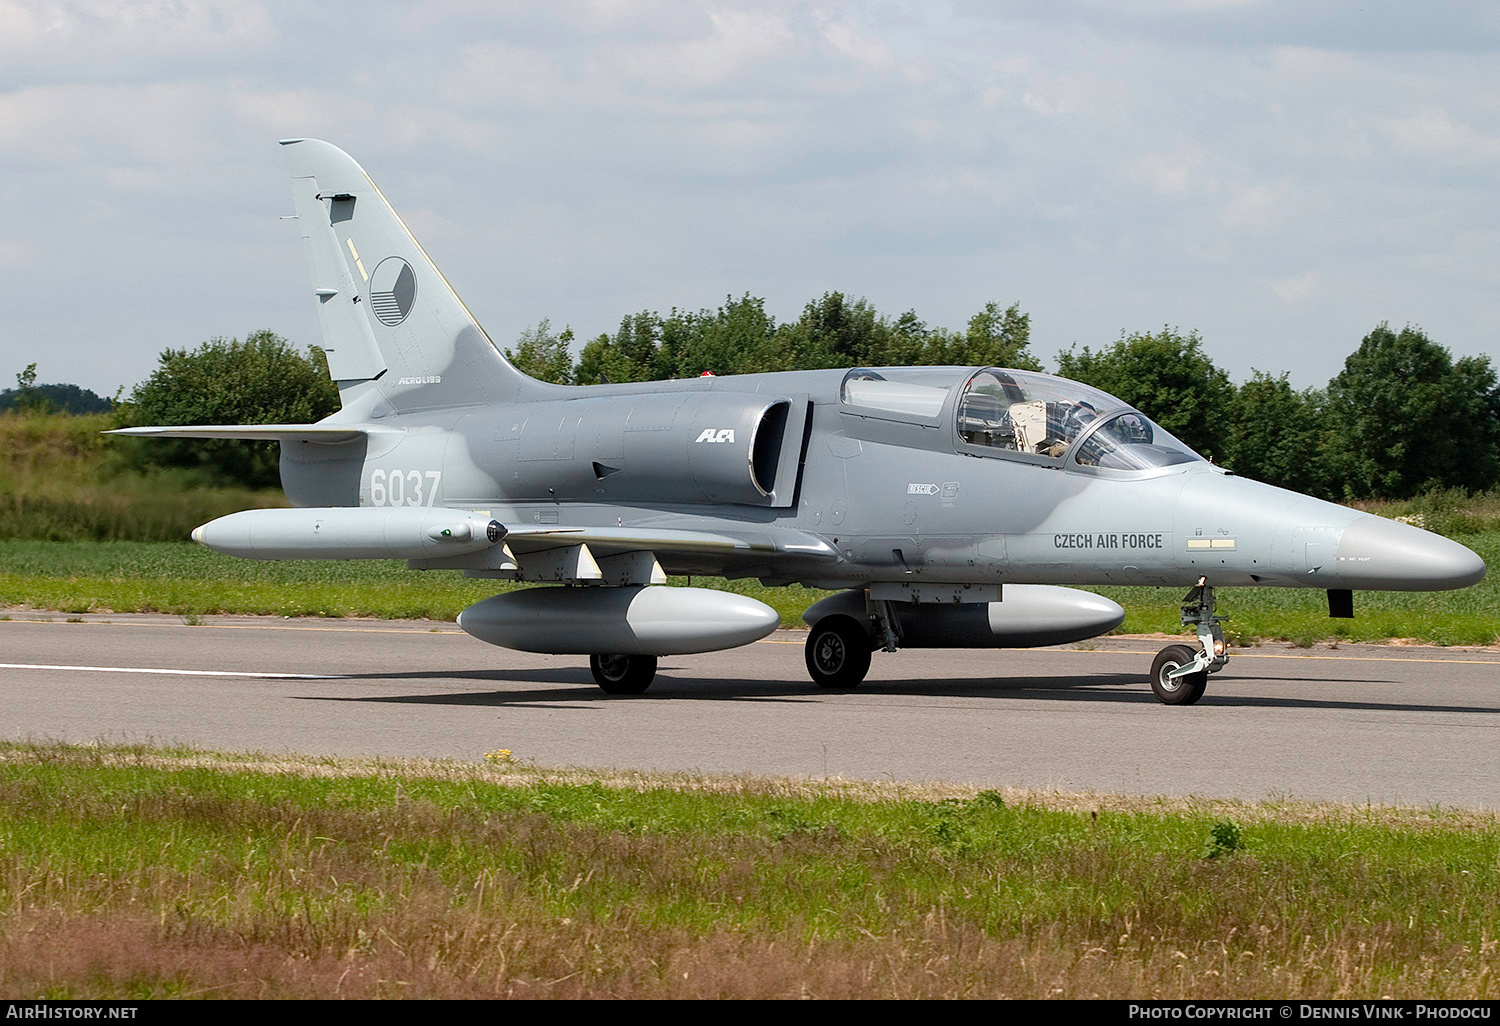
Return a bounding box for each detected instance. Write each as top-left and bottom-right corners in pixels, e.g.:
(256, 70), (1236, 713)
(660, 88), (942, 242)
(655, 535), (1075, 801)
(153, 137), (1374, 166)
(1064, 0), (1263, 12)
(1381, 106), (1500, 163)
(0, 0), (273, 69)
(227, 88), (380, 140)
(0, 1), (69, 49)
(0, 81), (230, 165)
(1221, 180), (1296, 233)
(817, 13), (895, 71)
(1267, 270), (1330, 306)
(442, 40), (579, 111)
(599, 9), (797, 92)
(1129, 147), (1209, 197)
(0, 239), (38, 268)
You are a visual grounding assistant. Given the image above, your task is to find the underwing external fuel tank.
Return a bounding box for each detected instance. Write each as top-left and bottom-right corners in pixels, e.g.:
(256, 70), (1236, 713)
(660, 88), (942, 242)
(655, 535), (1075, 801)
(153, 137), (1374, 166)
(114, 139), (1487, 704)
(803, 585), (1125, 646)
(457, 587), (781, 656)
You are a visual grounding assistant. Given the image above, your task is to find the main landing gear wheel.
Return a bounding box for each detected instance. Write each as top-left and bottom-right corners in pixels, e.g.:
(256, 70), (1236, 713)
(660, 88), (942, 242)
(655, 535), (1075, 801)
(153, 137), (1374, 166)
(1150, 644), (1208, 706)
(589, 653), (657, 695)
(805, 616), (872, 689)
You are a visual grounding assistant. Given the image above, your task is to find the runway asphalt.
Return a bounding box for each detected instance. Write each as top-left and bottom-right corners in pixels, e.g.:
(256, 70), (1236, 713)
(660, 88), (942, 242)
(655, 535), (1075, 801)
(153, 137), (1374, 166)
(3, 611), (1498, 809)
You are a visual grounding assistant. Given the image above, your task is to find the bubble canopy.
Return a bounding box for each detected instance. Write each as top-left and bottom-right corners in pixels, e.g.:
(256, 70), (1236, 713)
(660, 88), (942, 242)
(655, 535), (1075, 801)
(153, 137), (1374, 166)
(840, 367), (1204, 471)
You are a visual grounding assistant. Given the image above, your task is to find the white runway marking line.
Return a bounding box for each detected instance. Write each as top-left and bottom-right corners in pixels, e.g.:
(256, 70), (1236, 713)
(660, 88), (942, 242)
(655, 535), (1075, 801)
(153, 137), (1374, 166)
(5, 619), (1497, 664)
(1059, 649), (1500, 666)
(0, 663), (344, 680)
(761, 637), (1500, 664)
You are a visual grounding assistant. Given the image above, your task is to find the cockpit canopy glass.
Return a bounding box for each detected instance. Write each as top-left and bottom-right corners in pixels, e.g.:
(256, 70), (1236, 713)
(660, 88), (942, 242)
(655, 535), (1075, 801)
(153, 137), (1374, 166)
(838, 366), (1204, 471)
(954, 368), (1203, 470)
(840, 367), (957, 418)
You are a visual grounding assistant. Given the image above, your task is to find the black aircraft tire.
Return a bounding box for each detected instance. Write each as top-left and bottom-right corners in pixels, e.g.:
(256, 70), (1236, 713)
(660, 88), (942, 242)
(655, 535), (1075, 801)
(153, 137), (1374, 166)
(590, 653), (657, 695)
(1150, 644), (1208, 705)
(805, 616), (872, 690)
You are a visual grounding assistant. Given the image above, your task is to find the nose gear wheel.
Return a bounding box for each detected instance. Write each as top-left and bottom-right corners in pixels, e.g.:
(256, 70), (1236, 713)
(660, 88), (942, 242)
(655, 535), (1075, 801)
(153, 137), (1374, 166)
(1150, 644), (1208, 705)
(1148, 578), (1226, 705)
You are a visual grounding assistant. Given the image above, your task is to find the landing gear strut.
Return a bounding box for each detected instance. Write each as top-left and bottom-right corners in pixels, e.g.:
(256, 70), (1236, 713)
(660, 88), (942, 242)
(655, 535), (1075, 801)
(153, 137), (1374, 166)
(1150, 577), (1228, 706)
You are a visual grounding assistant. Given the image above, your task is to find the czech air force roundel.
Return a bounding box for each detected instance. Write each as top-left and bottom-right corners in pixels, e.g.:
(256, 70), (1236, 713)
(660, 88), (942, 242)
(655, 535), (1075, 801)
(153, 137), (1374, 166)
(369, 257), (417, 326)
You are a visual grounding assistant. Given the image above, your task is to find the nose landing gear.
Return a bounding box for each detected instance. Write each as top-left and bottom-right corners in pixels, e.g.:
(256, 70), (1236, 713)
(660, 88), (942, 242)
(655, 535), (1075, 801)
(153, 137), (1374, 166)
(1150, 578), (1228, 705)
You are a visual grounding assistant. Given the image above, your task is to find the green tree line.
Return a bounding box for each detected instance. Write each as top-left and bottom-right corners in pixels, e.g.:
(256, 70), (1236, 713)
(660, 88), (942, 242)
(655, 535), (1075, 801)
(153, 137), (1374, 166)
(507, 293), (1037, 385)
(11, 298), (1497, 503)
(510, 297), (1499, 502)
(0, 363), (115, 415)
(1053, 322), (1500, 501)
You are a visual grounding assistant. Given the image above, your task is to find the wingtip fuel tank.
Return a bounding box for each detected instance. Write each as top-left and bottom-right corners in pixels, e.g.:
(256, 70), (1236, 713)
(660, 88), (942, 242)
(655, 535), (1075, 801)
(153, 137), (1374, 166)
(192, 507), (505, 561)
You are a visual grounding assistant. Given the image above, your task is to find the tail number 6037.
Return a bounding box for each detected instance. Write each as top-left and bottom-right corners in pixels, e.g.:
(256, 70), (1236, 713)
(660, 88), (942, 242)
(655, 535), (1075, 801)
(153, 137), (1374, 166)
(369, 469), (442, 507)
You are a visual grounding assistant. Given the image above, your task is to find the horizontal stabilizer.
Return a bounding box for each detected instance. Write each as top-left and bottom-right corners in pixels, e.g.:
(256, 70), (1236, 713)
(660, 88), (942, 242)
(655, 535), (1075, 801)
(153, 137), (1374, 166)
(107, 424), (384, 443)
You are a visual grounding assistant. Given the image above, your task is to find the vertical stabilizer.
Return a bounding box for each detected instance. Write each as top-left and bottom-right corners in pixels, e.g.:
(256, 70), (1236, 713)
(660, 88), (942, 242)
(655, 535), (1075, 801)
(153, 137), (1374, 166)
(281, 138), (560, 413)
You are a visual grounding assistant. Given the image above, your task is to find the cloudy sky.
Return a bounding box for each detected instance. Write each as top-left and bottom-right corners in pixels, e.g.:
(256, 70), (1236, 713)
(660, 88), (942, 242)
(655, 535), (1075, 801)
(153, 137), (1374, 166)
(3, 0), (1497, 398)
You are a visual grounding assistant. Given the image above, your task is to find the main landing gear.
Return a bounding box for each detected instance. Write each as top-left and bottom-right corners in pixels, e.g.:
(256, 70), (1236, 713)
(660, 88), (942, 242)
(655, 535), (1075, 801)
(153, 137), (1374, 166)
(1150, 578), (1228, 705)
(804, 615), (875, 689)
(589, 653), (657, 695)
(804, 597), (898, 689)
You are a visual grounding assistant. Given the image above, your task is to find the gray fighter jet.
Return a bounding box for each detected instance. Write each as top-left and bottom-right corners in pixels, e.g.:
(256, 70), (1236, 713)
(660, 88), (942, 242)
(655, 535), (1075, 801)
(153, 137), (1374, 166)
(114, 140), (1486, 704)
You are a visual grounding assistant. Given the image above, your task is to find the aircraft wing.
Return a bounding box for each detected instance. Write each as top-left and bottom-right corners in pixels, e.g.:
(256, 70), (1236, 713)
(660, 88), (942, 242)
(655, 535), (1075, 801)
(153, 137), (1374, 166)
(106, 424), (381, 443)
(500, 525), (837, 559)
(412, 520), (840, 582)
(188, 505), (839, 582)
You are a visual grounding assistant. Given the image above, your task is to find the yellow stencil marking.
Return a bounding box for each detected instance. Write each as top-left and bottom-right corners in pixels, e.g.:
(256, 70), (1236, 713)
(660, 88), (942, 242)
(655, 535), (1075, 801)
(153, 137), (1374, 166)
(346, 237), (369, 281)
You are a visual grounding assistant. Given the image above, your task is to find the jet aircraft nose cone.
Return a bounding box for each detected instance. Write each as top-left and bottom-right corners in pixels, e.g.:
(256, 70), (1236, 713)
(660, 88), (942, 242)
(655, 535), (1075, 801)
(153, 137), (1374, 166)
(1335, 516), (1486, 591)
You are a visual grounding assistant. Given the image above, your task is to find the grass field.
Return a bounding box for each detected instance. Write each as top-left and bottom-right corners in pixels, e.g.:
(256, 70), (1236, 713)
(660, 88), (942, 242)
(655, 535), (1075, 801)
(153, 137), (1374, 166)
(2, 741), (1497, 999)
(0, 539), (830, 624)
(2, 536), (1496, 645)
(0, 410), (286, 542)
